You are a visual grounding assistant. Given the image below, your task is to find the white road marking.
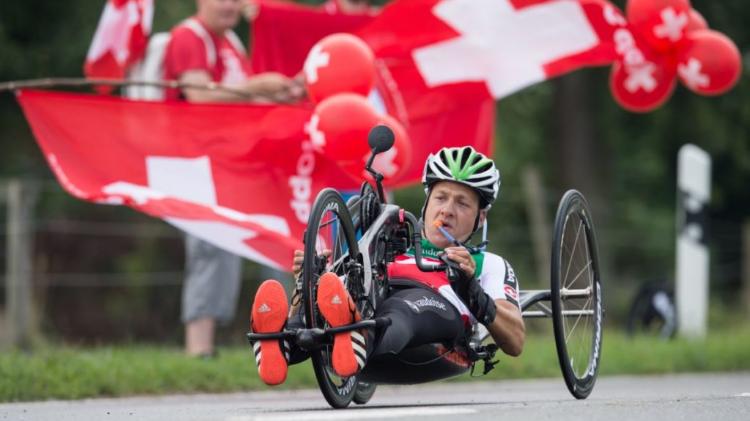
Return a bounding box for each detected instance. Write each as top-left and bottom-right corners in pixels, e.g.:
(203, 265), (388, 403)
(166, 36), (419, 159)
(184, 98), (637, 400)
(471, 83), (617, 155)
(736, 392), (750, 397)
(228, 406), (477, 421)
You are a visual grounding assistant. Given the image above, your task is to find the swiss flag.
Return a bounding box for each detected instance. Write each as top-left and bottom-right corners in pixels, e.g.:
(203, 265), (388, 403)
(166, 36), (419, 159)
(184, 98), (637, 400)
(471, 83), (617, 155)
(84, 0), (154, 80)
(353, 0), (621, 182)
(359, 0), (619, 101)
(16, 89), (363, 270)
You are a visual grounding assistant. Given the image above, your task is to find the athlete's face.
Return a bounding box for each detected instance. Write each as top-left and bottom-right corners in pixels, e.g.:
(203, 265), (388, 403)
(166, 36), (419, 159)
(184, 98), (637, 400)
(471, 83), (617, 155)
(423, 181), (485, 248)
(197, 0), (242, 33)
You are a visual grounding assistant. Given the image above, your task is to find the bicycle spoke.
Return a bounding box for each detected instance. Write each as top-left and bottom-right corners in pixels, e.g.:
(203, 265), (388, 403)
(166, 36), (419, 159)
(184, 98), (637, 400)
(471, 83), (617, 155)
(565, 295), (592, 344)
(573, 296), (593, 375)
(563, 218), (584, 287)
(565, 259), (593, 290)
(319, 214), (340, 229)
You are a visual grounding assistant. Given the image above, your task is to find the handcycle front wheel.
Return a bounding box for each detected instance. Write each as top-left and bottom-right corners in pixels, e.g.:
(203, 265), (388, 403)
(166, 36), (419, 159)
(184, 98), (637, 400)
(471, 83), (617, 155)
(551, 190), (603, 399)
(302, 188), (369, 408)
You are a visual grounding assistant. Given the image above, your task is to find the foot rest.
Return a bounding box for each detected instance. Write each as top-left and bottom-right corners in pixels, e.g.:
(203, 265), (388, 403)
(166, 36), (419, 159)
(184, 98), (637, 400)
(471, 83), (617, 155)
(246, 317), (390, 344)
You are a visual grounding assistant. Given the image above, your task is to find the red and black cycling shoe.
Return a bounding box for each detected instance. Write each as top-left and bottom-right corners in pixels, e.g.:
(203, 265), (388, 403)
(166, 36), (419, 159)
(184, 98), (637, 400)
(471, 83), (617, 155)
(250, 279), (289, 386)
(316, 272), (366, 377)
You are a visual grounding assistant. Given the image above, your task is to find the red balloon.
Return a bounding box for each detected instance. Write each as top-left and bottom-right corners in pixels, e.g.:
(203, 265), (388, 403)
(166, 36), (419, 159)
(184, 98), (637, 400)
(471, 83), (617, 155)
(375, 115), (412, 184)
(303, 33), (376, 104)
(311, 93), (380, 164)
(626, 0), (692, 53)
(677, 29), (742, 96)
(685, 9), (708, 33)
(339, 115), (413, 185)
(610, 57), (677, 112)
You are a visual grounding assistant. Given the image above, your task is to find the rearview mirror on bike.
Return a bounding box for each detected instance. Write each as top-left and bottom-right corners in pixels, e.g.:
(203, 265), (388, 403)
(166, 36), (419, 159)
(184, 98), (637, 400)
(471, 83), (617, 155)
(367, 124), (394, 154)
(364, 124), (394, 204)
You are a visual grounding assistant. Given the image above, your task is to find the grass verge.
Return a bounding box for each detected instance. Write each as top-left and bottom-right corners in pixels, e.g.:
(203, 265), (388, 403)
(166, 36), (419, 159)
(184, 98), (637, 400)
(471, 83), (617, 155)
(2, 327), (749, 402)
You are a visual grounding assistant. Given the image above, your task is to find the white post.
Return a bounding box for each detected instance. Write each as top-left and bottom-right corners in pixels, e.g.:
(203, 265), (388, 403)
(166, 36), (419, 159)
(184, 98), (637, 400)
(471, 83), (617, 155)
(675, 144), (711, 339)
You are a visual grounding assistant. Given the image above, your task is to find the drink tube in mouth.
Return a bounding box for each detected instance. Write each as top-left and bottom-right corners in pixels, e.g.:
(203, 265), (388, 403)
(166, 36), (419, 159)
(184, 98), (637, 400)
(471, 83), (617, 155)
(433, 220), (462, 247)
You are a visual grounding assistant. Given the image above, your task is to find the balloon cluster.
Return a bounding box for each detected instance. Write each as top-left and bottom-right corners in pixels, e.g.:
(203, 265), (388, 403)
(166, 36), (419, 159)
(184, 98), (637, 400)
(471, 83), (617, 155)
(609, 0), (741, 112)
(303, 33), (412, 183)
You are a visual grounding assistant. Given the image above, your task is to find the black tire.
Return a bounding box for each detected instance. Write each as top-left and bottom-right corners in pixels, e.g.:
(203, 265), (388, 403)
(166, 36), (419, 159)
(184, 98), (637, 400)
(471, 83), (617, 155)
(626, 282), (676, 339)
(303, 188), (361, 409)
(551, 190), (603, 399)
(352, 381), (377, 405)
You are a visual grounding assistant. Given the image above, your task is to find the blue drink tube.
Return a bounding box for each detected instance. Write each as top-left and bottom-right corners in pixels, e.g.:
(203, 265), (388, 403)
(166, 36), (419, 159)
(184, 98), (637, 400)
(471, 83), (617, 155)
(436, 224), (462, 247)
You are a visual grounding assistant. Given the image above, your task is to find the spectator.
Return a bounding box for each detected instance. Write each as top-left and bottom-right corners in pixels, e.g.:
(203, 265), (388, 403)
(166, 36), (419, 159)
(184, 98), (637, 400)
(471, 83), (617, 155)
(163, 0), (303, 357)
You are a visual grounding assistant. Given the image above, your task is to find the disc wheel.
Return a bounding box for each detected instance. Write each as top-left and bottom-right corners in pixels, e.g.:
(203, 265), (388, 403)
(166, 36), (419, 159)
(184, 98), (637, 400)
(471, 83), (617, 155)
(302, 188), (362, 408)
(551, 190), (603, 399)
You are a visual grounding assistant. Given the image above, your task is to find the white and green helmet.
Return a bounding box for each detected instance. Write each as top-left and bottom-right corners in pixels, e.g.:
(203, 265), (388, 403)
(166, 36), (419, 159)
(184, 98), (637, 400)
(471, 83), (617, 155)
(422, 146), (500, 209)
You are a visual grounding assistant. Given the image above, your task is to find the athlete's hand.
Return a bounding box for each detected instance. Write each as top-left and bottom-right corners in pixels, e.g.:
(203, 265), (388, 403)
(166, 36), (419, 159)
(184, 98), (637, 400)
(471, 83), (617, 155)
(291, 249), (332, 278)
(445, 246), (476, 279)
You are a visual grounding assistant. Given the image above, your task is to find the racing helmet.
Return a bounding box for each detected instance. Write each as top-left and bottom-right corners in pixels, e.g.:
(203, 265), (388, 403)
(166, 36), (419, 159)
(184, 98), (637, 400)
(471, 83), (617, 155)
(422, 146), (500, 210)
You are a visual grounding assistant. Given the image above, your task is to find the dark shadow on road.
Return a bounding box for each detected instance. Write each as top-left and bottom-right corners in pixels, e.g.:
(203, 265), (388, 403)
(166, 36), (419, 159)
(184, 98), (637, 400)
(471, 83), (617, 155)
(256, 400), (528, 413)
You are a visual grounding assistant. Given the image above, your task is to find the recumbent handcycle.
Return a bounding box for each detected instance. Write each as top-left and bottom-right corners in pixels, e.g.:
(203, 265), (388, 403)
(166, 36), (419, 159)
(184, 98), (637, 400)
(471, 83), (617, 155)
(248, 125), (604, 408)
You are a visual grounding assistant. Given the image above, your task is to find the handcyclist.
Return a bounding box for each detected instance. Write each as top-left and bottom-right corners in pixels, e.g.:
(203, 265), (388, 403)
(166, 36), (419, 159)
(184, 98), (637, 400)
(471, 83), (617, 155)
(250, 146), (526, 385)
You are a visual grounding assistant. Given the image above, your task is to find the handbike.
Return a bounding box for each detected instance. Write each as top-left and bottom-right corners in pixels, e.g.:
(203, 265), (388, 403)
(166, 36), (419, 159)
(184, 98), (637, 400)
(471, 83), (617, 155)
(247, 125), (604, 407)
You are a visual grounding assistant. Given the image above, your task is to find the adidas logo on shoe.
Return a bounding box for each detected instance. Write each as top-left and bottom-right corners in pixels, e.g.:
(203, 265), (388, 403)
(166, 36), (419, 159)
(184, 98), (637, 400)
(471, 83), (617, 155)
(258, 303), (271, 313)
(331, 294), (342, 305)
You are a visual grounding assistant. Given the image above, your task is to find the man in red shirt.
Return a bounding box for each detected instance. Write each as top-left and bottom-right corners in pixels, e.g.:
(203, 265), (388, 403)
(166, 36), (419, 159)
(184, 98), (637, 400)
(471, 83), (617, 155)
(163, 0), (304, 357)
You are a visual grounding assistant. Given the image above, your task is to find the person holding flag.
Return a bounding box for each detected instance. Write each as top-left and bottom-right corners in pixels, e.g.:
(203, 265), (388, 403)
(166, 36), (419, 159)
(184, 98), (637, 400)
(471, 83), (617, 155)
(164, 0), (304, 358)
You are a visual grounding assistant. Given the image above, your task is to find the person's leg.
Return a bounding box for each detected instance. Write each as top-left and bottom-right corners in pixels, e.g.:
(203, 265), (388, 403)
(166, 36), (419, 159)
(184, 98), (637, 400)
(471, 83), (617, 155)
(249, 276), (312, 385)
(369, 287), (466, 359)
(314, 275), (467, 376)
(185, 317), (215, 357)
(316, 272), (365, 377)
(182, 234), (241, 356)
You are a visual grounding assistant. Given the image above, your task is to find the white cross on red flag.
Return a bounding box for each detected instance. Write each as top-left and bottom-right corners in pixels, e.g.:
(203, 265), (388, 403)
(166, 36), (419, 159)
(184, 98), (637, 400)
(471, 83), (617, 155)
(84, 0), (154, 79)
(358, 0), (619, 101)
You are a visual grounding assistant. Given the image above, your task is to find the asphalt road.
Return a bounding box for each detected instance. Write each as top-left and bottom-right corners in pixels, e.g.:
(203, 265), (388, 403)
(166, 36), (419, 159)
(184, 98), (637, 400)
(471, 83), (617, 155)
(2, 373), (749, 421)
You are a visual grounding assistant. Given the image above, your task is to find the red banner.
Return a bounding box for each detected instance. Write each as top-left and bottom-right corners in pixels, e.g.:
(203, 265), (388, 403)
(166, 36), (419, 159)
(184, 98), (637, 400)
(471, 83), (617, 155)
(16, 89), (366, 270)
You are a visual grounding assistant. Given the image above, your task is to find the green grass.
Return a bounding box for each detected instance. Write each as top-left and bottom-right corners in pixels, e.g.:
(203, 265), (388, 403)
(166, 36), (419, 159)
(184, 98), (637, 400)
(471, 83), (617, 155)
(2, 327), (750, 402)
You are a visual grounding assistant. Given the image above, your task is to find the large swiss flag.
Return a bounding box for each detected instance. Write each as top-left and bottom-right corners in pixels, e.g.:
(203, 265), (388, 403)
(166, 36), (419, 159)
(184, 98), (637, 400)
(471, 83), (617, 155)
(16, 89), (363, 270)
(352, 0), (621, 182)
(359, 0), (619, 101)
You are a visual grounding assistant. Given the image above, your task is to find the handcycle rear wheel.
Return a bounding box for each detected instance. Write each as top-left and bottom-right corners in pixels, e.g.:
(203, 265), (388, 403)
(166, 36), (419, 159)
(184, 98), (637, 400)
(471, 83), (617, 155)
(302, 188), (365, 408)
(551, 190), (603, 399)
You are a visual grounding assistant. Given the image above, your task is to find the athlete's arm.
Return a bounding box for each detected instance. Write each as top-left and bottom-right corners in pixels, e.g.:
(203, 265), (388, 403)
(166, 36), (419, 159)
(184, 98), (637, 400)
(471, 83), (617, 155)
(446, 247), (525, 356)
(487, 300), (525, 356)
